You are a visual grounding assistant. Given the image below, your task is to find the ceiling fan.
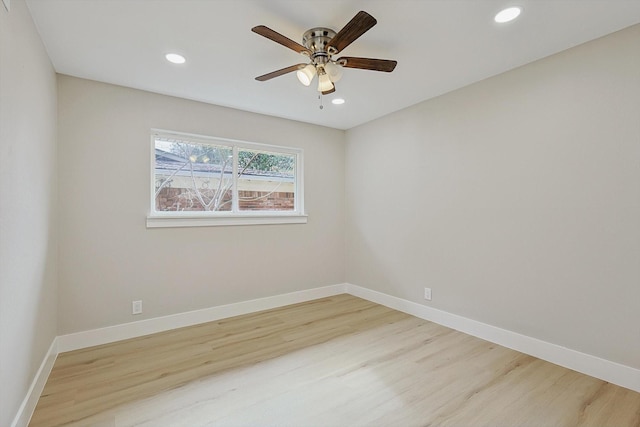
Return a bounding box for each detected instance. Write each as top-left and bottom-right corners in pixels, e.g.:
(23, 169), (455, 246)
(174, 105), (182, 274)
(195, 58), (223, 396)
(252, 11), (397, 95)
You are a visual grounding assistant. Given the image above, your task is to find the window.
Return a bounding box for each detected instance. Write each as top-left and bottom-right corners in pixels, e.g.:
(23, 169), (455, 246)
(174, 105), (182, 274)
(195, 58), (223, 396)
(147, 130), (306, 228)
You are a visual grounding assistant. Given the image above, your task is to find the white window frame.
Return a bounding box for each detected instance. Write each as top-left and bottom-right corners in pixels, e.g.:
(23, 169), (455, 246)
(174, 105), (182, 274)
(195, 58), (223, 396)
(147, 129), (306, 228)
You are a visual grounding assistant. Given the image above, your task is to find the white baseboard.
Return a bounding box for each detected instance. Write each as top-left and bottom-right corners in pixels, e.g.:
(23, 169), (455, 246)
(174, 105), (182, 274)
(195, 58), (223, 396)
(17, 281), (639, 427)
(57, 284), (347, 353)
(345, 283), (640, 393)
(16, 284), (346, 425)
(11, 338), (58, 427)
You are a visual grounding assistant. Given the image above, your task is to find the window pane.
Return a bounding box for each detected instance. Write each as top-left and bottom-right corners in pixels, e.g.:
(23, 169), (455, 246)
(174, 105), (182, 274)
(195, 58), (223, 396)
(154, 138), (233, 212)
(237, 148), (295, 211)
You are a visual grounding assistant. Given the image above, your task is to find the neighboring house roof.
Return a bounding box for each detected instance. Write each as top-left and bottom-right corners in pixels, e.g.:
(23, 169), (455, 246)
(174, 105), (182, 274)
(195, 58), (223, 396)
(155, 148), (294, 182)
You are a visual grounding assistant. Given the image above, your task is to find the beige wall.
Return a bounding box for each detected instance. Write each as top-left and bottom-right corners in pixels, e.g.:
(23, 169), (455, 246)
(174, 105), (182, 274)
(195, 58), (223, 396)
(346, 24), (640, 369)
(57, 76), (346, 334)
(0, 0), (58, 425)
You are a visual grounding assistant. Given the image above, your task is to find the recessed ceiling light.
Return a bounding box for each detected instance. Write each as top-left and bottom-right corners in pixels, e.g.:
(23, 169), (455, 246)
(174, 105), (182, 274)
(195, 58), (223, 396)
(494, 6), (522, 23)
(331, 98), (345, 105)
(165, 53), (186, 64)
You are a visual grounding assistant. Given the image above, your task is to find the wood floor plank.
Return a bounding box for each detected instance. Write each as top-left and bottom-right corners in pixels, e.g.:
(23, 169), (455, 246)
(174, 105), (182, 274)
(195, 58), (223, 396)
(30, 294), (640, 426)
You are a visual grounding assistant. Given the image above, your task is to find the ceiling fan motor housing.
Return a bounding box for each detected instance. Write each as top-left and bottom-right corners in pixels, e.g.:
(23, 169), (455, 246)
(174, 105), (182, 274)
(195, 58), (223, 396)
(302, 27), (337, 65)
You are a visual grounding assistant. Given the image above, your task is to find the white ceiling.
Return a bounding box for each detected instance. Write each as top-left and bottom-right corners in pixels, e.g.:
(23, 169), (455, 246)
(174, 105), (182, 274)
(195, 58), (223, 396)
(26, 0), (640, 130)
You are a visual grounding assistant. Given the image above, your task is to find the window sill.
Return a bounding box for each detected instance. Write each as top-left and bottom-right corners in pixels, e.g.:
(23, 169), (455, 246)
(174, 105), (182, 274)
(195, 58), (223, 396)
(146, 213), (308, 228)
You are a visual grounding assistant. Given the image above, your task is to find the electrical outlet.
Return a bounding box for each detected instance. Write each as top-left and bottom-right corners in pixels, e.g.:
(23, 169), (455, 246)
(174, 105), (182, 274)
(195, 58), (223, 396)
(424, 287), (432, 301)
(132, 300), (143, 315)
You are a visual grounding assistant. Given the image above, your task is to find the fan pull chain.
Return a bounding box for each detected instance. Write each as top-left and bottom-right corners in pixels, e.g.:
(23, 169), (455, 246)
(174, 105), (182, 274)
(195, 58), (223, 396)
(318, 94), (324, 110)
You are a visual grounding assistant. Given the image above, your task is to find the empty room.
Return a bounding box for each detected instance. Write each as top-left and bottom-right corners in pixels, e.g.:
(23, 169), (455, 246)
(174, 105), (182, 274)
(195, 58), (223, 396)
(1, 0), (639, 426)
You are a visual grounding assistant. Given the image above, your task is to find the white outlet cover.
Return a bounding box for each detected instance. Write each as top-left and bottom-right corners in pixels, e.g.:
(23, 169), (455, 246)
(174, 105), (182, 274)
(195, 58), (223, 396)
(132, 300), (143, 314)
(424, 288), (432, 301)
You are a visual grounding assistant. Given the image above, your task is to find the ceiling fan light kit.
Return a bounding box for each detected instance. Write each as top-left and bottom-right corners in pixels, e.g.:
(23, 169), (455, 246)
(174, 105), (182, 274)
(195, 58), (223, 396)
(252, 11), (397, 97)
(296, 63), (317, 86)
(324, 61), (343, 82)
(317, 70), (334, 93)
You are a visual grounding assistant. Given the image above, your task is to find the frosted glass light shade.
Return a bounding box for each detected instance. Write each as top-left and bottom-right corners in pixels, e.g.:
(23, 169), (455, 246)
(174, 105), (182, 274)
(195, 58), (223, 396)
(317, 72), (334, 92)
(296, 64), (316, 86)
(324, 61), (343, 82)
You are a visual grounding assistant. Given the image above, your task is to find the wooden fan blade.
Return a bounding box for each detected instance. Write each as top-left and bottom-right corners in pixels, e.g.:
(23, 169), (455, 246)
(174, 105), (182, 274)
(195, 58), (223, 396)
(337, 57), (397, 72)
(255, 64), (307, 81)
(252, 25), (311, 56)
(327, 11), (377, 54)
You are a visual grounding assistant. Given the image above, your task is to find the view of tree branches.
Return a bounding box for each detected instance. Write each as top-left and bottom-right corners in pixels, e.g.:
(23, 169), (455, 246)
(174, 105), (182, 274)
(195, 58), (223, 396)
(154, 140), (294, 212)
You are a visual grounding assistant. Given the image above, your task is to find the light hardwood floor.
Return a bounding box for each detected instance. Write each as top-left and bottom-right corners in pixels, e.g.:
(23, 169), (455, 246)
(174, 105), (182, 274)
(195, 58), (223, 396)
(31, 294), (640, 426)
